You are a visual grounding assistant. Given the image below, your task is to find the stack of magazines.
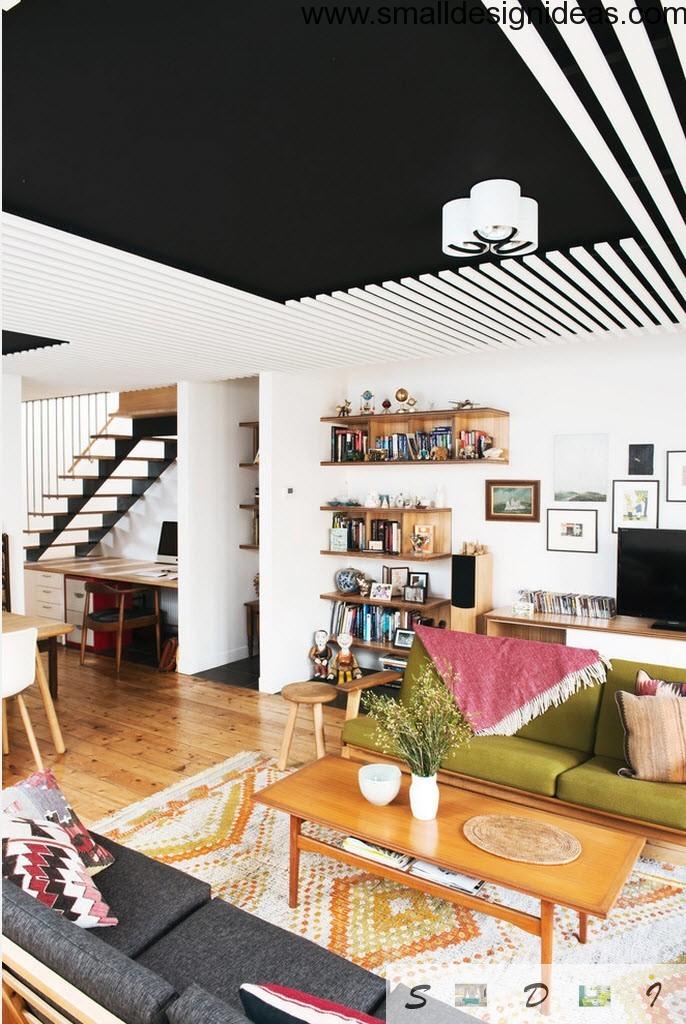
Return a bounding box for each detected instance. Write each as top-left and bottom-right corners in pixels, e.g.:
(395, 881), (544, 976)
(342, 837), (413, 871)
(342, 838), (484, 895)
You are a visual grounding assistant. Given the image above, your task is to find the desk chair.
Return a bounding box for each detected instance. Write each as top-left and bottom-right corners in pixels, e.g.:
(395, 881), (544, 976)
(80, 582), (161, 675)
(2, 628), (44, 771)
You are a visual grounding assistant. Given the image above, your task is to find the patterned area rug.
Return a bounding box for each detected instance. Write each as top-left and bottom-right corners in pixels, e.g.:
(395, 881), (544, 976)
(93, 752), (686, 988)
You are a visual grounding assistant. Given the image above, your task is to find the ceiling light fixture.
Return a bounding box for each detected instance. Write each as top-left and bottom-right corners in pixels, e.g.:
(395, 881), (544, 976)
(442, 179), (538, 258)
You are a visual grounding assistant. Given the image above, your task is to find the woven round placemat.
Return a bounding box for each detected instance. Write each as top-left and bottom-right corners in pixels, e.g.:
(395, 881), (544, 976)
(463, 814), (582, 865)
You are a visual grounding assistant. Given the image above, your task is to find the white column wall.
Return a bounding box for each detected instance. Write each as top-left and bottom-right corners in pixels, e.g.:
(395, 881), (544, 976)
(2, 373), (26, 612)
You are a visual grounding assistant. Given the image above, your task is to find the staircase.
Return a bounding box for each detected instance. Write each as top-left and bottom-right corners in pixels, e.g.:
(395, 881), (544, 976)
(24, 397), (177, 562)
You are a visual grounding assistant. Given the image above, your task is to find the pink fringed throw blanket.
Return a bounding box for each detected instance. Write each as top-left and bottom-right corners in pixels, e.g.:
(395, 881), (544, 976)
(415, 625), (608, 736)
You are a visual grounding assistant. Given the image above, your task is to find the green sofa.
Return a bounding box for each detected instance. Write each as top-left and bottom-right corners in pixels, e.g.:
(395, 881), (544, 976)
(342, 638), (686, 838)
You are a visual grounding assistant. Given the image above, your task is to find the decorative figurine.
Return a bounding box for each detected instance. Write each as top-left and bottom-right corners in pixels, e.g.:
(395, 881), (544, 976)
(483, 447), (504, 460)
(336, 399), (352, 417)
(410, 532), (430, 555)
(309, 629), (333, 680)
(360, 390), (375, 414)
(379, 493), (391, 508)
(381, 399), (392, 413)
(328, 632), (362, 686)
(449, 399), (480, 410)
(355, 571), (372, 597)
(430, 445), (449, 461)
(394, 388), (417, 413)
(364, 491), (380, 508)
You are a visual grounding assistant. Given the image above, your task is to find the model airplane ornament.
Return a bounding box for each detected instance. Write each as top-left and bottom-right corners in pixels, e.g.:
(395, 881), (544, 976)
(450, 399), (480, 410)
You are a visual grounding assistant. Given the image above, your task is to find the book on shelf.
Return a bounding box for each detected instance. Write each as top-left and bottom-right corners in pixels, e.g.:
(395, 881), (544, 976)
(330, 426), (368, 462)
(330, 513), (401, 554)
(329, 601), (426, 645)
(457, 430), (493, 458)
(517, 589), (617, 619)
(408, 860), (484, 895)
(342, 837), (413, 871)
(379, 655), (408, 674)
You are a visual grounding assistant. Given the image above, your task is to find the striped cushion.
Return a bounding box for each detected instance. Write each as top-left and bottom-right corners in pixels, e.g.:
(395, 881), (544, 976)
(239, 984), (383, 1024)
(615, 692), (686, 783)
(635, 669), (686, 698)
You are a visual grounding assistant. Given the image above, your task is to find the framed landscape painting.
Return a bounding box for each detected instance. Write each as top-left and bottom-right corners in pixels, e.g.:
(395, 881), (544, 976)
(485, 480), (540, 522)
(554, 433), (608, 502)
(666, 450), (686, 502)
(611, 479), (659, 532)
(546, 508), (598, 553)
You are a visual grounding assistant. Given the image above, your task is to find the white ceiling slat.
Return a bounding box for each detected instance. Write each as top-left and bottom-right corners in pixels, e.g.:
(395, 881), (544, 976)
(550, 3), (686, 257)
(521, 255), (616, 332)
(545, 250), (640, 330)
(498, 260), (602, 333)
(487, 0), (686, 301)
(421, 271), (552, 340)
(569, 246), (660, 332)
(605, 0), (686, 190)
(593, 243), (676, 327)
(399, 275), (541, 345)
(379, 280), (525, 348)
(473, 265), (580, 338)
(350, 286), (492, 352)
(365, 284), (503, 351)
(618, 238), (686, 321)
(453, 267), (570, 337)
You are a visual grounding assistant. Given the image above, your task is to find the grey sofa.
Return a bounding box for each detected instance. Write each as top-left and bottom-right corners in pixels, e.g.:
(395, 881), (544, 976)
(2, 831), (386, 1024)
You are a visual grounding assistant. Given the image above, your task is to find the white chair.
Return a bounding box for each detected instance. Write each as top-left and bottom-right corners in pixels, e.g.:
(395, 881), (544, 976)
(2, 628), (44, 771)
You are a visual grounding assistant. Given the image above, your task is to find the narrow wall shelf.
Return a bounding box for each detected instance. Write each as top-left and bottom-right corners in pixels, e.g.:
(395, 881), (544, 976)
(320, 549), (450, 561)
(321, 591), (450, 613)
(239, 544), (259, 551)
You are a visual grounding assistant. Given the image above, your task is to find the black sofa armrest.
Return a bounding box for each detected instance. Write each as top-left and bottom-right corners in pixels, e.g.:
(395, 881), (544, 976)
(168, 983), (252, 1024)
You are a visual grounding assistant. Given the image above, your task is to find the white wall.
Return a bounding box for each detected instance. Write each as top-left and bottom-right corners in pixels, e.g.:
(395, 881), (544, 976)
(177, 377), (258, 675)
(2, 373), (26, 612)
(258, 332), (686, 686)
(95, 463), (178, 561)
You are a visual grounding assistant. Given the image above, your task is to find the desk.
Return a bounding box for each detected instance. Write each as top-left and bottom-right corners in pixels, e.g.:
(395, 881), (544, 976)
(24, 556), (178, 590)
(2, 612), (69, 753)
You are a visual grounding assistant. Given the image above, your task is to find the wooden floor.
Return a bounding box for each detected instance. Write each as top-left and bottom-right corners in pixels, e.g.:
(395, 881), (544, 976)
(2, 647), (345, 824)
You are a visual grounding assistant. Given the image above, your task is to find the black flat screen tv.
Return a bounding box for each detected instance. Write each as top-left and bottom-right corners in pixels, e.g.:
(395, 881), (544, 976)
(616, 528), (686, 631)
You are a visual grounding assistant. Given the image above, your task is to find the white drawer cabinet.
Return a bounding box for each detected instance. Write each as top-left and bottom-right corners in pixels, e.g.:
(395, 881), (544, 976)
(24, 570), (64, 620)
(65, 577), (89, 614)
(67, 625), (94, 648)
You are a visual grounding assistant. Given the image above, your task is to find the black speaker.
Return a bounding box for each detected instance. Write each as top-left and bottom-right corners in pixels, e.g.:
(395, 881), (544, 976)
(451, 555), (477, 608)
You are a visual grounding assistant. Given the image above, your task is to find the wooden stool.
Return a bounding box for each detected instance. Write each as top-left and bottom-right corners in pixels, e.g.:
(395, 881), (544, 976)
(278, 681), (337, 771)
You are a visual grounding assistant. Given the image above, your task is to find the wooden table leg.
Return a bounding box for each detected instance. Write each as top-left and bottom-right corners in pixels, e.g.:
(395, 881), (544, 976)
(578, 911), (588, 944)
(289, 816), (302, 908)
(540, 901), (554, 1016)
(34, 649), (66, 754)
(345, 689), (362, 722)
(48, 636), (58, 698)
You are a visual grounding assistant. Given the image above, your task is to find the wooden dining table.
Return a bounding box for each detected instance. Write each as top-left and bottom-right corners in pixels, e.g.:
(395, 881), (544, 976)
(3, 611), (71, 754)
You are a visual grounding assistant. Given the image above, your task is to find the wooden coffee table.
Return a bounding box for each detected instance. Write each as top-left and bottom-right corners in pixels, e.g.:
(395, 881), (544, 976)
(255, 756), (644, 965)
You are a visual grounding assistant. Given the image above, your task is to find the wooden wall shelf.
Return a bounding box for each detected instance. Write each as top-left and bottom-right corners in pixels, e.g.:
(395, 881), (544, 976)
(239, 503), (259, 510)
(329, 636), (397, 654)
(321, 407), (508, 426)
(321, 505), (452, 561)
(321, 591), (450, 613)
(239, 544), (259, 551)
(239, 462), (258, 469)
(320, 549), (450, 561)
(321, 505), (452, 513)
(321, 459), (508, 467)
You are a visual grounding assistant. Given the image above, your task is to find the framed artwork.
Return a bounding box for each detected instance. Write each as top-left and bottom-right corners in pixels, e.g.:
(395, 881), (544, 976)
(408, 571), (429, 590)
(554, 433), (608, 502)
(546, 508), (598, 553)
(628, 443), (654, 476)
(382, 565), (410, 596)
(612, 479), (660, 532)
(393, 628), (415, 650)
(403, 585), (426, 604)
(411, 524), (435, 553)
(666, 451), (686, 502)
(369, 582), (393, 601)
(485, 480), (540, 522)
(329, 528), (348, 552)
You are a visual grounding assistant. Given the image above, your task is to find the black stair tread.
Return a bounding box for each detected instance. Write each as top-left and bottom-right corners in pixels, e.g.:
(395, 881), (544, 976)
(24, 527), (108, 533)
(73, 455), (175, 462)
(27, 510), (117, 516)
(24, 541), (91, 549)
(42, 493), (141, 499)
(92, 433), (176, 440)
(59, 474), (157, 480)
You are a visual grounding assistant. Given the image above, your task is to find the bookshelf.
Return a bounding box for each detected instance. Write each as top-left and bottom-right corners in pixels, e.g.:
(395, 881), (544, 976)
(321, 505), (452, 560)
(240, 421), (259, 550)
(321, 407), (509, 466)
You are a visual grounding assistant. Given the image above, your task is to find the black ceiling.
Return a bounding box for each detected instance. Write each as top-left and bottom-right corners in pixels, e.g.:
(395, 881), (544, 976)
(2, 0), (677, 302)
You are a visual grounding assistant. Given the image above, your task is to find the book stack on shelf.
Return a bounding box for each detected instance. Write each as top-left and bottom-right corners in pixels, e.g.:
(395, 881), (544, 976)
(331, 426), (368, 462)
(330, 514), (402, 553)
(518, 589), (617, 619)
(329, 601), (425, 646)
(457, 429), (493, 458)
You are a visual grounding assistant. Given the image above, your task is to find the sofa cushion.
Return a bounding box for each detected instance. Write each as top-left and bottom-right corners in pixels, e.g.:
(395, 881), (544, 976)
(556, 755), (686, 831)
(441, 736), (589, 797)
(594, 660), (686, 760)
(2, 879), (176, 1024)
(90, 832), (211, 956)
(138, 898), (386, 1016)
(239, 983), (383, 1023)
(168, 984), (252, 1024)
(615, 692), (686, 783)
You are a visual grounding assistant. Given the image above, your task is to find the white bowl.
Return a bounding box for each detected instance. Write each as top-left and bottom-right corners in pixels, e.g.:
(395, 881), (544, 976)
(358, 763), (402, 806)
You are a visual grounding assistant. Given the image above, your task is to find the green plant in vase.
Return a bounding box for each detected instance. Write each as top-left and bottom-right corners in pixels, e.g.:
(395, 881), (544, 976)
(363, 661), (472, 820)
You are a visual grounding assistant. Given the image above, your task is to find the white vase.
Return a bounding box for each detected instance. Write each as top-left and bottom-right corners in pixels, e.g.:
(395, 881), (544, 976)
(409, 773), (440, 821)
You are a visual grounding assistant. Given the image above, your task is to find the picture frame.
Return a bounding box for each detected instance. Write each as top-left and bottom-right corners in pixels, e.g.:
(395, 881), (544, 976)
(403, 585), (426, 604)
(485, 480), (540, 522)
(553, 433), (608, 502)
(412, 523), (435, 553)
(546, 508), (598, 553)
(611, 479), (660, 532)
(666, 450), (686, 502)
(367, 539), (384, 551)
(329, 527), (349, 552)
(382, 565), (409, 596)
(628, 443), (654, 476)
(393, 628), (415, 650)
(408, 571), (428, 590)
(369, 582), (393, 601)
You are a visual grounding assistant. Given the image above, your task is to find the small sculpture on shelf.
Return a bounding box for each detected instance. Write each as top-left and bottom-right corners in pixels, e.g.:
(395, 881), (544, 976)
(483, 447), (504, 460)
(395, 388), (417, 414)
(328, 632), (363, 686)
(336, 399), (352, 417)
(309, 629), (333, 680)
(460, 540), (488, 555)
(360, 390), (375, 414)
(430, 445), (449, 461)
(381, 399), (392, 413)
(450, 399), (480, 410)
(410, 532), (431, 555)
(355, 571), (372, 598)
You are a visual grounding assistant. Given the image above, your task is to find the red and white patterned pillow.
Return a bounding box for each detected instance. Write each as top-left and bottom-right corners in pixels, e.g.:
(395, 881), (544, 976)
(239, 985), (383, 1024)
(2, 816), (118, 928)
(636, 669), (686, 698)
(2, 768), (114, 874)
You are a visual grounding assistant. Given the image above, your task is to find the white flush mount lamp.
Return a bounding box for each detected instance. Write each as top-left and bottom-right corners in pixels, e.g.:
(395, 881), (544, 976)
(442, 179), (538, 258)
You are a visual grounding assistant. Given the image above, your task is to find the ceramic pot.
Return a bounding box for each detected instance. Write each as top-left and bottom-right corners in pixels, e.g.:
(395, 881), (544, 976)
(409, 773), (439, 821)
(358, 763), (402, 806)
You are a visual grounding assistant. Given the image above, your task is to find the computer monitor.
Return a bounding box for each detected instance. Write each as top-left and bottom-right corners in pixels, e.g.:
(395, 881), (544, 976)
(157, 521), (178, 565)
